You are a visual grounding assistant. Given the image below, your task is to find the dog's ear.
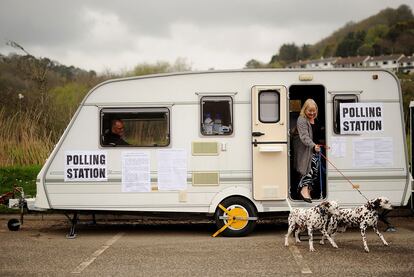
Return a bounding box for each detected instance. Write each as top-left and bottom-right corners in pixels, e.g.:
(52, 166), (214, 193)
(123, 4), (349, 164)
(373, 198), (382, 209)
(321, 201), (330, 208)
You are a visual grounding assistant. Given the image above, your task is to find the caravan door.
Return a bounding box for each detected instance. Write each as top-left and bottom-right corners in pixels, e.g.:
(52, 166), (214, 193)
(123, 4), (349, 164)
(251, 86), (288, 200)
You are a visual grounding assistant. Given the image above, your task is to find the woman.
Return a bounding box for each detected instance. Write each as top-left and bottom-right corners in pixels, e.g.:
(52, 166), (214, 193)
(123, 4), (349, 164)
(293, 99), (321, 203)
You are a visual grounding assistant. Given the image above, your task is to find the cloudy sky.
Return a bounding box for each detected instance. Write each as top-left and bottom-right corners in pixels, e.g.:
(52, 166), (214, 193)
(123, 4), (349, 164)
(0, 0), (412, 73)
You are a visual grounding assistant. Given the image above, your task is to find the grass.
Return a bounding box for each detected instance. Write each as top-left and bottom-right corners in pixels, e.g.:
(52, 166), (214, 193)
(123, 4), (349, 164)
(0, 165), (40, 196)
(0, 108), (54, 166)
(0, 165), (40, 213)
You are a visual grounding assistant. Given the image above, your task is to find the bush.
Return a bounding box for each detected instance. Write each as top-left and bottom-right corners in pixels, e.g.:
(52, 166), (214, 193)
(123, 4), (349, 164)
(0, 165), (40, 197)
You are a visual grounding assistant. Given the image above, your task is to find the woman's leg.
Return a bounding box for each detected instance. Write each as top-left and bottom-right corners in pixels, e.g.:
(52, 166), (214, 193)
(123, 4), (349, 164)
(298, 153), (320, 199)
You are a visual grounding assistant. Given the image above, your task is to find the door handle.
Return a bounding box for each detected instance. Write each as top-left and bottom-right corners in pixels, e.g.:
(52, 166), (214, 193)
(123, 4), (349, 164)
(252, 132), (265, 137)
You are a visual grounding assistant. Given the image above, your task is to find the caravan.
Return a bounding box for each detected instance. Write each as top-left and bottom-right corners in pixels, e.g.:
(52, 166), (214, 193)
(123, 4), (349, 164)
(28, 69), (411, 236)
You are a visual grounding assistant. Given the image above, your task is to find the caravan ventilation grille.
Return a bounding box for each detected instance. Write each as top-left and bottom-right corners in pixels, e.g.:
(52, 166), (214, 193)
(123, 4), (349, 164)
(192, 172), (220, 186)
(192, 142), (219, 155)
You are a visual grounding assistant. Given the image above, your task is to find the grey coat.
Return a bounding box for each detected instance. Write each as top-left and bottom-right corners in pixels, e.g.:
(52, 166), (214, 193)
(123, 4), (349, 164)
(293, 115), (316, 176)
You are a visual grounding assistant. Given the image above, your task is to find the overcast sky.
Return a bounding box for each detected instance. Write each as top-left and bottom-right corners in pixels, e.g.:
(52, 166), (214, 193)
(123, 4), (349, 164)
(0, 0), (412, 73)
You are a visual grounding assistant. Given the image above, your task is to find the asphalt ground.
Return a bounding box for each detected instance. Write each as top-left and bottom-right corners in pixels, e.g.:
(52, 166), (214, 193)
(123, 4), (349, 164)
(0, 213), (414, 276)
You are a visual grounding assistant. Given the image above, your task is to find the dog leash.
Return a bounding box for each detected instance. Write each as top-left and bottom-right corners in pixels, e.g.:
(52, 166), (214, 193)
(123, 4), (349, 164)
(319, 145), (370, 202)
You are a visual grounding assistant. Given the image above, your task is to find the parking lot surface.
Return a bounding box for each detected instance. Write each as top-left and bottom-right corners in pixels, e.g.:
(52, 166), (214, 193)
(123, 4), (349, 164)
(1, 214), (414, 276)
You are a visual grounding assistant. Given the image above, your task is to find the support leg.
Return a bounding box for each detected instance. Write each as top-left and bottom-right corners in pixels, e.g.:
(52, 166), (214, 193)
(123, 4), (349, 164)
(66, 213), (78, 239)
(379, 210), (396, 232)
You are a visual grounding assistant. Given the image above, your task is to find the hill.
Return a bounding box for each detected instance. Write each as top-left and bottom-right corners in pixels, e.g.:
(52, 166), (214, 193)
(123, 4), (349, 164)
(251, 4), (414, 68)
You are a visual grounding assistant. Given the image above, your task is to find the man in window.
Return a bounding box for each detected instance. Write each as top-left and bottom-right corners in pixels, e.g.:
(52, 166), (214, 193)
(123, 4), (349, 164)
(103, 119), (129, 146)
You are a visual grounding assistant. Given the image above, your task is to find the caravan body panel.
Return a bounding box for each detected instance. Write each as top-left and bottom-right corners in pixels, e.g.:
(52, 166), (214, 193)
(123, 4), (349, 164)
(35, 70), (410, 213)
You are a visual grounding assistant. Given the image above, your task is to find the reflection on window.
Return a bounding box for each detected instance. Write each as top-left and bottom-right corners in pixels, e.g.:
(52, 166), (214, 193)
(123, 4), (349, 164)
(101, 108), (169, 147)
(201, 96), (233, 136)
(259, 90), (280, 123)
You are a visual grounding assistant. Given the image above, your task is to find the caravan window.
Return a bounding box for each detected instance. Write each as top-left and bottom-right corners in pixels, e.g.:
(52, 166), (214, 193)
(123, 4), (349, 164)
(333, 95), (358, 134)
(259, 90), (280, 123)
(100, 108), (170, 147)
(201, 96), (233, 136)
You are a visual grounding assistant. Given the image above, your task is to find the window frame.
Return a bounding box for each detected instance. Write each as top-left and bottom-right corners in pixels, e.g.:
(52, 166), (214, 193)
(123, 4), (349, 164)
(100, 107), (171, 147)
(258, 89), (281, 124)
(333, 94), (359, 134)
(200, 95), (234, 136)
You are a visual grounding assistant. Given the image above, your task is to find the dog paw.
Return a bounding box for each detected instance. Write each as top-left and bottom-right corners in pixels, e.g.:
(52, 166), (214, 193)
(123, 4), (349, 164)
(319, 240), (325, 245)
(364, 248), (370, 253)
(384, 242), (389, 246)
(309, 248), (315, 252)
(332, 244), (338, 249)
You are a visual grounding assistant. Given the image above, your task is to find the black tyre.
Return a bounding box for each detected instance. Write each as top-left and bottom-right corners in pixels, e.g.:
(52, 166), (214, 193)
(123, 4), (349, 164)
(8, 218), (21, 231)
(214, 196), (257, 237)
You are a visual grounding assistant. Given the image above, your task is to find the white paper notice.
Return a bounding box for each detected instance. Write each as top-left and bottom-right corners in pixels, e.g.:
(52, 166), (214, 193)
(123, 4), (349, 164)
(157, 149), (187, 191)
(353, 138), (393, 168)
(122, 151), (151, 192)
(330, 137), (347, 158)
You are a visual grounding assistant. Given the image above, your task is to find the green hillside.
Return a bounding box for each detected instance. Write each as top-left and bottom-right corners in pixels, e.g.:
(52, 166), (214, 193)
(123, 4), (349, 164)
(253, 4), (414, 68)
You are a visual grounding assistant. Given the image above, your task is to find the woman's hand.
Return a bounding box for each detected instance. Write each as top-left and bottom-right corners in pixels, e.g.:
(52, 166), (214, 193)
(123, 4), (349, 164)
(314, 144), (321, 152)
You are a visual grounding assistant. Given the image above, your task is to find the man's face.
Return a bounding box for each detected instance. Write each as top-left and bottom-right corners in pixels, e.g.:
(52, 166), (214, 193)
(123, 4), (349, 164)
(112, 121), (125, 136)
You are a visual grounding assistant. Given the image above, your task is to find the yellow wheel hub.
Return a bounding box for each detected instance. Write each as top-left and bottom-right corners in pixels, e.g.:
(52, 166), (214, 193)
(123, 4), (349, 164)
(225, 205), (249, 230)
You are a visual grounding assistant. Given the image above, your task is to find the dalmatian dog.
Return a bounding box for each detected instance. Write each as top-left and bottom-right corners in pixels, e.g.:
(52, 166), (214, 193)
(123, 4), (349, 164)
(320, 197), (393, 252)
(285, 201), (340, 252)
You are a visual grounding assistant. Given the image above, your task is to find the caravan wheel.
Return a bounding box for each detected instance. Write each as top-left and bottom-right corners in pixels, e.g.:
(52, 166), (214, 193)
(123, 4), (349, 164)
(7, 218), (21, 231)
(214, 197), (257, 237)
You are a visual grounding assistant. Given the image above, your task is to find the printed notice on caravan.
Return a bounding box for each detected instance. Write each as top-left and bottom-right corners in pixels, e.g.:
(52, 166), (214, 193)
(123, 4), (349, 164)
(65, 151), (107, 182)
(122, 151), (151, 192)
(330, 137), (347, 158)
(157, 149), (187, 191)
(352, 138), (393, 167)
(340, 103), (383, 134)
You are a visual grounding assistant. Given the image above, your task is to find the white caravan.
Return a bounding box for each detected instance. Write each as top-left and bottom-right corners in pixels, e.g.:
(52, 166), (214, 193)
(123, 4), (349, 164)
(31, 69), (412, 236)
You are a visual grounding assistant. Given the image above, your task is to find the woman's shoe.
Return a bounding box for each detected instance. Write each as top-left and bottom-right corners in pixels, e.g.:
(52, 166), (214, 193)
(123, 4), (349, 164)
(300, 187), (312, 203)
(301, 195), (312, 203)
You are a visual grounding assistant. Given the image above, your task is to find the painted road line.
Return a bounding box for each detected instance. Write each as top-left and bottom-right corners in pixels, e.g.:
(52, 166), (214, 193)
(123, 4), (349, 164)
(289, 245), (312, 274)
(72, 232), (124, 274)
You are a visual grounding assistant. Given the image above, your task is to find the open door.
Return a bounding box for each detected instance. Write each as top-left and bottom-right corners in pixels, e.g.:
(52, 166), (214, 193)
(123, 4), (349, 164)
(251, 85), (288, 200)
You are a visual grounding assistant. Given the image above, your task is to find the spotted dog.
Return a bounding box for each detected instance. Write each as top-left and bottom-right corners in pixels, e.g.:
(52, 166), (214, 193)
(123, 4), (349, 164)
(284, 201), (340, 252)
(321, 197), (392, 252)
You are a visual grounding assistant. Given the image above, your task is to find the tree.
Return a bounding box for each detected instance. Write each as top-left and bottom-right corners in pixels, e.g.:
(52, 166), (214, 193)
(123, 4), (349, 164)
(278, 43), (300, 64)
(245, 59), (265, 69)
(131, 58), (192, 77)
(335, 31), (366, 57)
(299, 44), (312, 60)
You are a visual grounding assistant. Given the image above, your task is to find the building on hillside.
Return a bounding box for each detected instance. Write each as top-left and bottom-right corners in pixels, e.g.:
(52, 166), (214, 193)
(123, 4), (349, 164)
(306, 57), (337, 69)
(286, 60), (308, 69)
(286, 54), (409, 72)
(366, 54), (404, 71)
(287, 57), (337, 69)
(399, 56), (414, 74)
(333, 56), (370, 68)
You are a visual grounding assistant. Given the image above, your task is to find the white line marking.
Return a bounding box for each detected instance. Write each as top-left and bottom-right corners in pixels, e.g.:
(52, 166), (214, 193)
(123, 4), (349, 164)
(289, 245), (312, 274)
(72, 232), (124, 274)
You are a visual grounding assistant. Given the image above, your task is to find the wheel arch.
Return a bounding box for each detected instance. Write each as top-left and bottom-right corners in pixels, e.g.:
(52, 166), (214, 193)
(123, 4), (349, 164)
(208, 186), (263, 214)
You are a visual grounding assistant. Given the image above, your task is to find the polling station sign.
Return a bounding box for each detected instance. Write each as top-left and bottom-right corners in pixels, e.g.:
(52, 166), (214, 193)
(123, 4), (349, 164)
(65, 151), (107, 181)
(340, 103), (383, 134)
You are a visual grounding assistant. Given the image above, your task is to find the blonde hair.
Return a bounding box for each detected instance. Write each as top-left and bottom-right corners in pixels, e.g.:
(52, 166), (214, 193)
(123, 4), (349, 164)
(299, 99), (318, 118)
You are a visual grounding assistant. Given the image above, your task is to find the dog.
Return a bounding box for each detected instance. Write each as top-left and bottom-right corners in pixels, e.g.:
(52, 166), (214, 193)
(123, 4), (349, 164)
(285, 201), (340, 252)
(320, 196), (393, 252)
